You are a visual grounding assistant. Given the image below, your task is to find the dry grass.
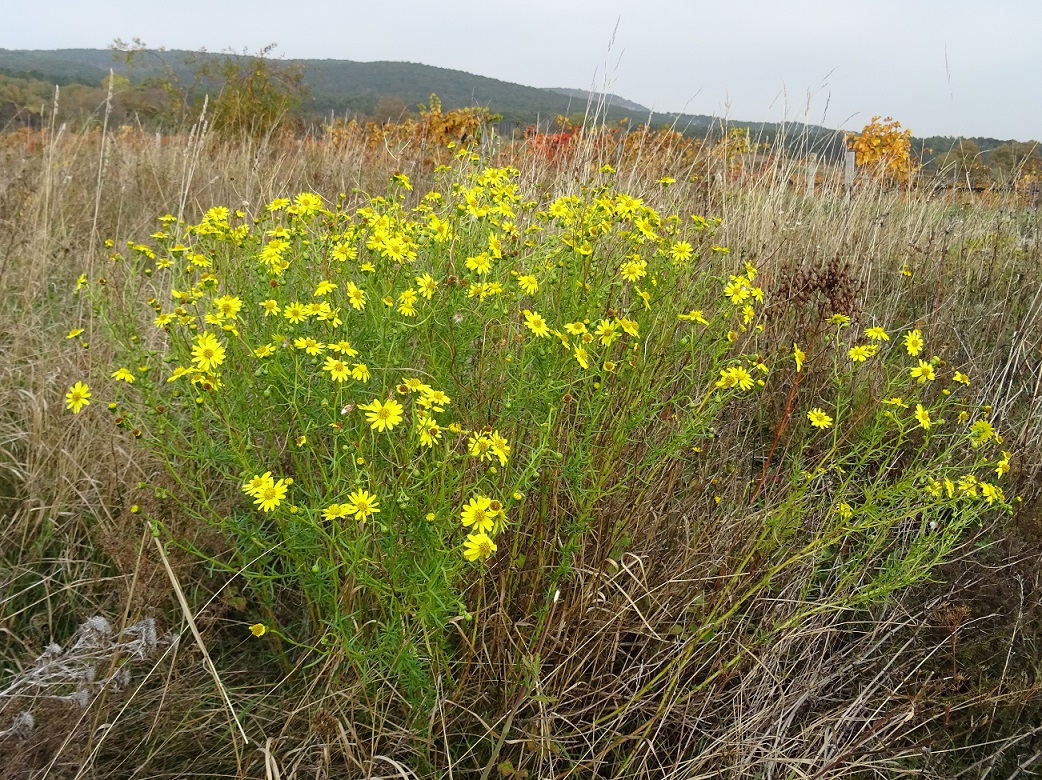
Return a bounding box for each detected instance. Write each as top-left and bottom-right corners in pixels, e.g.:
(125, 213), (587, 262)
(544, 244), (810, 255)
(1, 121), (1040, 778)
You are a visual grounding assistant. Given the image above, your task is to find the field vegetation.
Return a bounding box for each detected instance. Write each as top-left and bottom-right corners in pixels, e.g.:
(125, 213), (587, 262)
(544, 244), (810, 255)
(1, 93), (1041, 779)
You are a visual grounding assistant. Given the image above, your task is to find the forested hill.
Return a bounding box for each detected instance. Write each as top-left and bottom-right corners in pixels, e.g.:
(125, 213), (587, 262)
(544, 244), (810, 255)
(1, 48), (1030, 162)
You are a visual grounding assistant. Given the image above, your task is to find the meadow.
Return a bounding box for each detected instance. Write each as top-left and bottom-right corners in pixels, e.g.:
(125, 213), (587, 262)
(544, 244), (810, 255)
(1, 114), (1040, 779)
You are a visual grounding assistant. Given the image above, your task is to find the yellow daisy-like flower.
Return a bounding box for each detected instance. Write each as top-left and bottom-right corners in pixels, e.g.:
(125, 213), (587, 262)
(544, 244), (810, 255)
(968, 418), (995, 448)
(574, 346), (589, 369)
(522, 309), (550, 338)
(283, 302), (307, 324)
(910, 359), (935, 383)
(345, 488), (380, 521)
(620, 259), (647, 282)
(469, 433), (494, 462)
(914, 403), (932, 430)
(980, 482), (1004, 505)
(346, 282), (366, 311)
(489, 431), (510, 466)
(415, 273), (438, 299)
(669, 241), (694, 262)
(865, 326), (889, 341)
(260, 299), (281, 317)
(517, 274), (539, 295)
(716, 366), (754, 392)
(191, 332), (226, 373)
(252, 475), (288, 512)
(66, 328), (85, 339)
(254, 344), (276, 358)
(460, 495), (495, 534)
(314, 280), (337, 296)
(848, 344), (878, 362)
(351, 363), (370, 383)
(952, 371), (970, 385)
(65, 381), (91, 413)
(328, 340), (359, 356)
(904, 329), (924, 356)
(463, 531), (498, 561)
(417, 416), (442, 447)
(359, 398), (403, 432)
(293, 337), (325, 356)
(678, 309), (709, 325)
(882, 397), (908, 408)
(249, 623), (267, 637)
(323, 356), (350, 382)
(807, 408), (833, 429)
(793, 343), (806, 372)
(111, 368), (135, 383)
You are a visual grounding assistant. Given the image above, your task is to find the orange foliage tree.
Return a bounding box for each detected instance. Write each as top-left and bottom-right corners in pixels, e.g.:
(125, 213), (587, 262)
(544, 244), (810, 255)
(846, 116), (917, 185)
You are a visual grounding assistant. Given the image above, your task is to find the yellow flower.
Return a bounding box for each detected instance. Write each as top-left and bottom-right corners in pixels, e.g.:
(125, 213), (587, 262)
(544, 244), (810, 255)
(914, 403), (931, 430)
(329, 340), (359, 356)
(620, 258), (648, 282)
(65, 381), (91, 413)
(360, 398), (404, 432)
(574, 346), (589, 369)
(249, 623), (267, 637)
(904, 329), (924, 356)
(66, 328), (85, 339)
(828, 313), (851, 326)
(968, 419), (995, 448)
(716, 366), (754, 392)
(284, 302), (307, 323)
(293, 337), (325, 356)
(678, 310), (709, 325)
(848, 343), (878, 362)
(465, 252), (492, 275)
(417, 416), (442, 447)
(346, 282), (366, 310)
(191, 332), (226, 373)
(910, 359), (935, 383)
(807, 408), (833, 429)
(980, 482), (1004, 505)
(213, 295), (242, 319)
(517, 274), (539, 295)
(883, 396), (908, 408)
(669, 241), (694, 262)
(996, 451), (1011, 479)
(415, 273), (438, 299)
(254, 344), (276, 358)
(323, 356), (350, 382)
(564, 321), (588, 335)
(351, 363), (370, 383)
(793, 343), (806, 372)
(489, 431), (511, 466)
(260, 299), (281, 316)
(314, 280), (337, 296)
(460, 495), (495, 534)
(346, 488), (380, 521)
(111, 368), (135, 383)
(252, 475), (288, 512)
(463, 531), (498, 561)
(866, 327), (889, 341)
(952, 371), (970, 385)
(522, 309), (550, 338)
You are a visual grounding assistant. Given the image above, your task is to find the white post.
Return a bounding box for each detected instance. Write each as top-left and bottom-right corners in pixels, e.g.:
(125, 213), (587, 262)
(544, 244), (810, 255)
(844, 150), (856, 203)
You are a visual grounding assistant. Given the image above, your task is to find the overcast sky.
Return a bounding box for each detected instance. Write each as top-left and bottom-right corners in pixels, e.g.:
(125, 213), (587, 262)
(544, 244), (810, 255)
(4, 0), (1038, 140)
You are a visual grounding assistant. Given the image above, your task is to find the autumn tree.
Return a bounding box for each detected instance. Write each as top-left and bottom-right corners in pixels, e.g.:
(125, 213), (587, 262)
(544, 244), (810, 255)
(846, 116), (916, 185)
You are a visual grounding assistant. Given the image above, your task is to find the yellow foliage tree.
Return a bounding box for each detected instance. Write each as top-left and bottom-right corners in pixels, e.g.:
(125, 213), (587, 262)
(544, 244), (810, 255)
(846, 116), (916, 184)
